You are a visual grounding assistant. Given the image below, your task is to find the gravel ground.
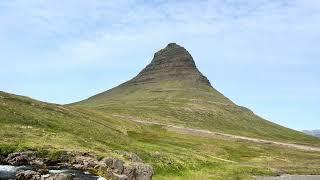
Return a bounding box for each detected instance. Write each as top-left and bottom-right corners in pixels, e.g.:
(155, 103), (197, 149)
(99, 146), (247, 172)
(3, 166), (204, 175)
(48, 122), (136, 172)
(256, 175), (320, 180)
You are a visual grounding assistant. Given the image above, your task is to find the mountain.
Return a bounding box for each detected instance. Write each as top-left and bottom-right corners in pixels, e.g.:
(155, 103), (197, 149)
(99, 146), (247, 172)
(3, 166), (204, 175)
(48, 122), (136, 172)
(74, 43), (314, 143)
(303, 130), (320, 137)
(76, 43), (231, 105)
(124, 43), (212, 87)
(1, 43), (320, 179)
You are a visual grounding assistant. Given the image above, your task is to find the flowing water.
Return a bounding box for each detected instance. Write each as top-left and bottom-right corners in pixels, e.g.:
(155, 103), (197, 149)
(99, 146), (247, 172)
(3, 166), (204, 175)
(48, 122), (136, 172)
(0, 165), (105, 180)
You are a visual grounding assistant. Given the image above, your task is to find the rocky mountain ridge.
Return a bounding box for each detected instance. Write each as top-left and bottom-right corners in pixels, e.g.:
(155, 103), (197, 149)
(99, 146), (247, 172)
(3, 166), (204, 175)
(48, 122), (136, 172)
(126, 43), (211, 86)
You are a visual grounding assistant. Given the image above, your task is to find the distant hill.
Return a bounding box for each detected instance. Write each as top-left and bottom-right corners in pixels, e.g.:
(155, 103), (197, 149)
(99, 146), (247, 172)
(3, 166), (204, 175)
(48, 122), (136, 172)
(302, 130), (320, 137)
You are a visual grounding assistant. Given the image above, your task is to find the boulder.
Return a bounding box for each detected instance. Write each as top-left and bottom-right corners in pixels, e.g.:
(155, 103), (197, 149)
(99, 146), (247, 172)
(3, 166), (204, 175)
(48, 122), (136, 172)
(103, 158), (114, 167)
(5, 151), (153, 180)
(59, 151), (73, 163)
(41, 173), (73, 180)
(72, 153), (99, 170)
(112, 159), (124, 174)
(5, 152), (30, 166)
(123, 165), (136, 180)
(132, 163), (153, 180)
(16, 170), (41, 180)
(30, 158), (49, 174)
(122, 163), (153, 180)
(102, 158), (124, 174)
(0, 155), (5, 164)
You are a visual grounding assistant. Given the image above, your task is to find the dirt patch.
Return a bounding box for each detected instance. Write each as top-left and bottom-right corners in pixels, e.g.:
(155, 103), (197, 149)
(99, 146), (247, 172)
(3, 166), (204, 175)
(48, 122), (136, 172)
(116, 115), (320, 152)
(256, 175), (320, 180)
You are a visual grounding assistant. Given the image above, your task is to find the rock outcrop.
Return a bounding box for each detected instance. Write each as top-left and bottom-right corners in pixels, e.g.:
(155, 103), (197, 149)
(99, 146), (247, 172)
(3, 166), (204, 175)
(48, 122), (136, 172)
(127, 163), (154, 180)
(126, 43), (211, 86)
(16, 170), (41, 180)
(3, 151), (154, 180)
(5, 152), (30, 166)
(72, 153), (153, 180)
(41, 173), (73, 180)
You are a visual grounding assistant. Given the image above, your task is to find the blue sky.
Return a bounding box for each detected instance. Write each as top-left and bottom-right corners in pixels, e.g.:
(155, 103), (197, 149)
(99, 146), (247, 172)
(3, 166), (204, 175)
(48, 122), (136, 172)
(0, 0), (319, 130)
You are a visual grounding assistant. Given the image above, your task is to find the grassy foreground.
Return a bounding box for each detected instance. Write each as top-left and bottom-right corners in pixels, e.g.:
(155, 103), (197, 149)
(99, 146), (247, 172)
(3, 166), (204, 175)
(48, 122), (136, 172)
(1, 91), (320, 179)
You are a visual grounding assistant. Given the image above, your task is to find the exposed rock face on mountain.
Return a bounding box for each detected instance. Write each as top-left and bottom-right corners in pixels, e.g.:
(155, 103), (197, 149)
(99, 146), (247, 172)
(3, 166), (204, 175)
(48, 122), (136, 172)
(78, 43), (232, 105)
(126, 43), (211, 86)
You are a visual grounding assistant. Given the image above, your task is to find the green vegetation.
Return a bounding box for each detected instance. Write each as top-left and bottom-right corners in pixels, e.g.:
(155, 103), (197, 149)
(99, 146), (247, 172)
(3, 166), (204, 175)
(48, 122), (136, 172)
(74, 81), (320, 146)
(1, 91), (320, 179)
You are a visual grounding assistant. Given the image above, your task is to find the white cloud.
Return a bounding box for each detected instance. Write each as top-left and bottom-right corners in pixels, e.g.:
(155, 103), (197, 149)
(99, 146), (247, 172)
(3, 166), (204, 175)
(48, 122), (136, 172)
(1, 0), (320, 73)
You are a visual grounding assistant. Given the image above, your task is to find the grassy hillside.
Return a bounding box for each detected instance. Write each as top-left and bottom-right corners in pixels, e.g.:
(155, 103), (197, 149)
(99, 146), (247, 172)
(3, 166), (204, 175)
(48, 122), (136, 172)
(74, 81), (320, 146)
(73, 43), (320, 147)
(1, 91), (320, 179)
(2, 44), (319, 179)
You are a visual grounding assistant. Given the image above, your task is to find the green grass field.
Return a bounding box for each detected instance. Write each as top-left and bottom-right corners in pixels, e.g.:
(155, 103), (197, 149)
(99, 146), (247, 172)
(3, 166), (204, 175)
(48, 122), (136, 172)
(1, 91), (320, 179)
(75, 81), (320, 146)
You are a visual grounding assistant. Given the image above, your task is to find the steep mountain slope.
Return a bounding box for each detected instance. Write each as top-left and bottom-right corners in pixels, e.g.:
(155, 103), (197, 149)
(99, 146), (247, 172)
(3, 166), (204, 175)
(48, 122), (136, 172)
(1, 91), (320, 179)
(74, 43), (318, 144)
(76, 43), (231, 105)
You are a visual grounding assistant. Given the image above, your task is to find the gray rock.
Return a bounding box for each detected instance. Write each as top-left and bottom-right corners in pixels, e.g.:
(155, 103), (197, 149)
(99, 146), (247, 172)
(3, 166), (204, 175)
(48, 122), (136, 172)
(103, 158), (114, 167)
(102, 158), (125, 174)
(127, 43), (211, 87)
(5, 152), (30, 166)
(112, 159), (124, 174)
(122, 163), (153, 180)
(0, 155), (5, 164)
(72, 154), (99, 170)
(30, 158), (49, 174)
(59, 151), (73, 163)
(133, 163), (153, 180)
(16, 170), (41, 180)
(5, 152), (48, 173)
(123, 165), (136, 180)
(41, 173), (73, 180)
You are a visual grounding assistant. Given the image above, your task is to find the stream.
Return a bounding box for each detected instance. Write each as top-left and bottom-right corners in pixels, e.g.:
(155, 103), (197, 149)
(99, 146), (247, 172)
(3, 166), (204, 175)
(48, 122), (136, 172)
(0, 165), (105, 180)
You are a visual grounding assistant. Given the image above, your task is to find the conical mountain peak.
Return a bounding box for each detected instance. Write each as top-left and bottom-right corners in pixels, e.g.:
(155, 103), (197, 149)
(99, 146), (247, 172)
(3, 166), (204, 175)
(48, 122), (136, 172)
(152, 43), (195, 65)
(127, 43), (211, 86)
(76, 43), (227, 105)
